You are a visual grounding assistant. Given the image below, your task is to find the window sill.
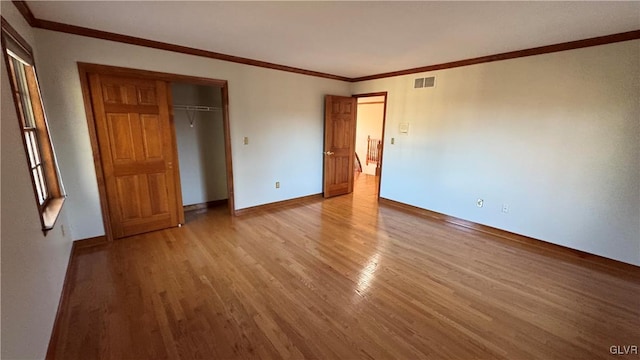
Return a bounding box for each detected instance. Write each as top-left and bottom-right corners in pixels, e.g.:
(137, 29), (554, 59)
(42, 196), (65, 233)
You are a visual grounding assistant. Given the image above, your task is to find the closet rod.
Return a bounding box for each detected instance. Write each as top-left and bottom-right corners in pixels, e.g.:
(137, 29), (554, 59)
(174, 104), (222, 112)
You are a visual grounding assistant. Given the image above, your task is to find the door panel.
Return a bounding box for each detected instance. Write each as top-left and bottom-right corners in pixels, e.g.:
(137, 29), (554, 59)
(148, 174), (170, 214)
(89, 74), (179, 238)
(323, 95), (357, 198)
(141, 115), (163, 159)
(116, 176), (140, 220)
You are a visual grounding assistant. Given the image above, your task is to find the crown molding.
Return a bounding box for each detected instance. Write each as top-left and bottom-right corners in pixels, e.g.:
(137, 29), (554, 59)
(11, 0), (640, 83)
(353, 30), (640, 82)
(11, 1), (38, 27)
(34, 17), (351, 81)
(10, 0), (350, 82)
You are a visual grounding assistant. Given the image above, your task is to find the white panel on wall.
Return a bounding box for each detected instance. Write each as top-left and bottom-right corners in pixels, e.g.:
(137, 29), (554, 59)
(353, 40), (640, 266)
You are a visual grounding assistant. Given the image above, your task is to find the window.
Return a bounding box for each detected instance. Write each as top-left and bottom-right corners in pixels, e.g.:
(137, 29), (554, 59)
(2, 19), (65, 232)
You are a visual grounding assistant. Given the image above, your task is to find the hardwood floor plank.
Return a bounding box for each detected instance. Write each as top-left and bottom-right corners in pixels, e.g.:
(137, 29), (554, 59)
(51, 174), (640, 359)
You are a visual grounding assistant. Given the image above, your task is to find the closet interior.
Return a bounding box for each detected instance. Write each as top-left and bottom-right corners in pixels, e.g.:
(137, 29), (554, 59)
(171, 83), (228, 213)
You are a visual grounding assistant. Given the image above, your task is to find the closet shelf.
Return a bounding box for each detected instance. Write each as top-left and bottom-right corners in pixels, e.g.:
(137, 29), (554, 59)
(174, 104), (222, 112)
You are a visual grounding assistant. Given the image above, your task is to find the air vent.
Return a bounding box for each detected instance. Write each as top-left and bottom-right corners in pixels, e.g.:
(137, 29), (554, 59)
(414, 76), (436, 89)
(424, 76), (435, 87)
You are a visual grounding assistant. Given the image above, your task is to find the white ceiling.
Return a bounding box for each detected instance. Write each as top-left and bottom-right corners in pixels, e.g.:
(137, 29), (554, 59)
(28, 1), (640, 79)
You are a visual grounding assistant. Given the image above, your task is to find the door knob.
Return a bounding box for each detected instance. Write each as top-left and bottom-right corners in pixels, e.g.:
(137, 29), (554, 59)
(324, 151), (335, 156)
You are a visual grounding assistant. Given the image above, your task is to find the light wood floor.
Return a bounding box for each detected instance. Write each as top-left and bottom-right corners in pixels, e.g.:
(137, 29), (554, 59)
(52, 174), (640, 359)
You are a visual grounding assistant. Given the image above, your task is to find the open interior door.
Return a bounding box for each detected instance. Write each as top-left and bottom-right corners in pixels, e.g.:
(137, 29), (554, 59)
(323, 95), (357, 198)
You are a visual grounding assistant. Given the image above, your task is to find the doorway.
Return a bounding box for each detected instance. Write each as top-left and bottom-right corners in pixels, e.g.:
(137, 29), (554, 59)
(171, 83), (229, 215)
(353, 92), (387, 196)
(78, 63), (235, 241)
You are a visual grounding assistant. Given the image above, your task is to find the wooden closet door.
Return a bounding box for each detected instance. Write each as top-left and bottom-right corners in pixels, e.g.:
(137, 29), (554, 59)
(89, 74), (179, 238)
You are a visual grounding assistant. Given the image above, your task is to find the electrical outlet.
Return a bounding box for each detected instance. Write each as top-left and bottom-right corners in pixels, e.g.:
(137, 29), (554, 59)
(391, 138), (395, 145)
(502, 203), (509, 213)
(476, 199), (484, 208)
(243, 137), (249, 145)
(275, 181), (280, 189)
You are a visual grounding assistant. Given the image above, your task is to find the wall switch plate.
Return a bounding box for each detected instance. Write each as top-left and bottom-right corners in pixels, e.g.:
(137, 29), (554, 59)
(391, 138), (395, 145)
(243, 137), (249, 145)
(399, 122), (409, 134)
(275, 181), (280, 189)
(502, 203), (509, 213)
